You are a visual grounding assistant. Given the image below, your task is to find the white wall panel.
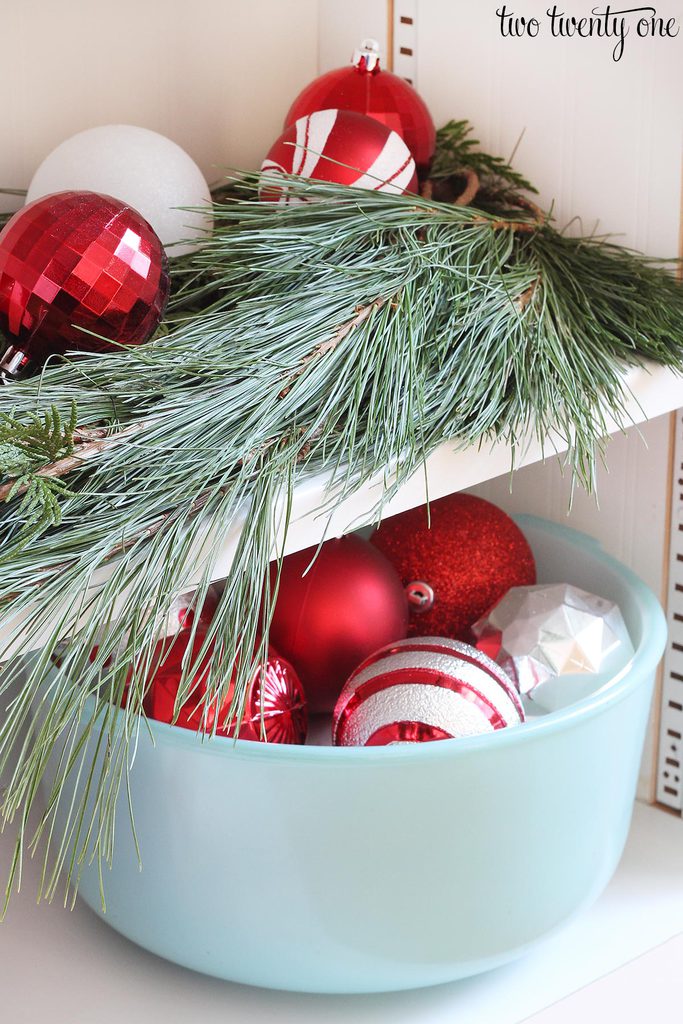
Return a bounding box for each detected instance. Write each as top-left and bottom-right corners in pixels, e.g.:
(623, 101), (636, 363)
(416, 0), (681, 255)
(469, 415), (673, 598)
(317, 0), (388, 72)
(0, 0), (319, 213)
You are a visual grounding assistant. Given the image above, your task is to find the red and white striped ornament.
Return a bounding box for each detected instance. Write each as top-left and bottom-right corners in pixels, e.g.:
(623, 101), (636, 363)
(260, 108), (417, 204)
(333, 637), (524, 747)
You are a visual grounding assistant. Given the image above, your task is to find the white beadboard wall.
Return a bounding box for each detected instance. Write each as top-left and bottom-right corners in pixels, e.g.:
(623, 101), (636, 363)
(468, 417), (673, 803)
(417, 1), (681, 255)
(318, 0), (388, 73)
(0, 0), (319, 212)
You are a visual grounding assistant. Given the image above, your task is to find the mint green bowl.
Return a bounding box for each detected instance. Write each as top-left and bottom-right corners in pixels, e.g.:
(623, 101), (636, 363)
(41, 515), (666, 993)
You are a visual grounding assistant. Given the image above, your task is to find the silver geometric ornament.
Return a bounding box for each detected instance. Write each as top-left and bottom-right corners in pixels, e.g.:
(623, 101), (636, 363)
(471, 583), (635, 712)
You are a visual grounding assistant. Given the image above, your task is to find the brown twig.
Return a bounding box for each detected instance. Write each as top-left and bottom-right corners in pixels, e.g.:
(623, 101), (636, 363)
(72, 425), (111, 443)
(421, 167), (544, 232)
(513, 195), (546, 223)
(478, 195), (547, 233)
(279, 297), (386, 398)
(516, 277), (540, 313)
(420, 179), (434, 201)
(301, 298), (386, 365)
(420, 168), (479, 206)
(453, 168), (480, 207)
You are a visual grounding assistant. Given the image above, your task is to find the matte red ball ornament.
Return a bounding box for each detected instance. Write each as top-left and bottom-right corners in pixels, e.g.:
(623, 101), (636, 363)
(0, 190), (169, 378)
(285, 39), (436, 179)
(143, 627), (308, 744)
(268, 535), (409, 713)
(260, 108), (417, 203)
(371, 494), (536, 640)
(333, 636), (524, 746)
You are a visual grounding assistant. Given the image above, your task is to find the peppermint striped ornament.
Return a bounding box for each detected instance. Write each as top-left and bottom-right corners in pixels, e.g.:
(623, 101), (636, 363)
(260, 108), (417, 204)
(333, 637), (524, 747)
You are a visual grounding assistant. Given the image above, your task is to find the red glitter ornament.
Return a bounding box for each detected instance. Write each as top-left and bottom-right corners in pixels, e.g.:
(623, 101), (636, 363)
(268, 535), (409, 714)
(143, 627), (308, 744)
(333, 636), (524, 746)
(260, 109), (417, 203)
(371, 494), (536, 640)
(285, 39), (436, 179)
(0, 191), (169, 379)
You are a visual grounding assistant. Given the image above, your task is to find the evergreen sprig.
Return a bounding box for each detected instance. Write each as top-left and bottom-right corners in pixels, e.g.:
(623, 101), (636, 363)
(430, 119), (538, 202)
(0, 403), (77, 465)
(0, 404), (78, 546)
(0, 128), (680, 911)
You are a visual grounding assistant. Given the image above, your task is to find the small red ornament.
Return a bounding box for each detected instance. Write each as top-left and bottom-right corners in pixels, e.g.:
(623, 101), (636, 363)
(143, 627), (308, 744)
(371, 494), (536, 641)
(333, 636), (524, 746)
(285, 39), (436, 179)
(260, 109), (417, 203)
(268, 535), (409, 714)
(0, 190), (169, 378)
(164, 585), (220, 633)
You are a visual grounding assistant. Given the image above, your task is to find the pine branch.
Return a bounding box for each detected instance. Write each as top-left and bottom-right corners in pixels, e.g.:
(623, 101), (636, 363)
(281, 297), (387, 394)
(0, 137), (680, 912)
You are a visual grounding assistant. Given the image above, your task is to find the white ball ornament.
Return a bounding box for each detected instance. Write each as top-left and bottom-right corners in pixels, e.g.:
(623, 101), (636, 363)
(26, 125), (213, 256)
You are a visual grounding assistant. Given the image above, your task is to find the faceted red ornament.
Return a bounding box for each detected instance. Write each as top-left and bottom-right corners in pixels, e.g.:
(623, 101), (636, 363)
(333, 636), (524, 747)
(0, 191), (169, 378)
(371, 494), (536, 641)
(268, 535), (409, 714)
(260, 109), (417, 203)
(143, 626), (308, 744)
(284, 39), (436, 180)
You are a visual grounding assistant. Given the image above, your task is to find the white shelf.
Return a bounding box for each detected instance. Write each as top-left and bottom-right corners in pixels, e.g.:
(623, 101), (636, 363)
(283, 362), (683, 547)
(526, 930), (683, 1023)
(3, 361), (683, 660)
(1, 800), (681, 1023)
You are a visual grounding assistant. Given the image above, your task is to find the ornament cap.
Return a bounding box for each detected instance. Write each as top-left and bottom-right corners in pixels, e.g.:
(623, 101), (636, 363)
(406, 580), (435, 613)
(0, 344), (35, 383)
(352, 38), (381, 74)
